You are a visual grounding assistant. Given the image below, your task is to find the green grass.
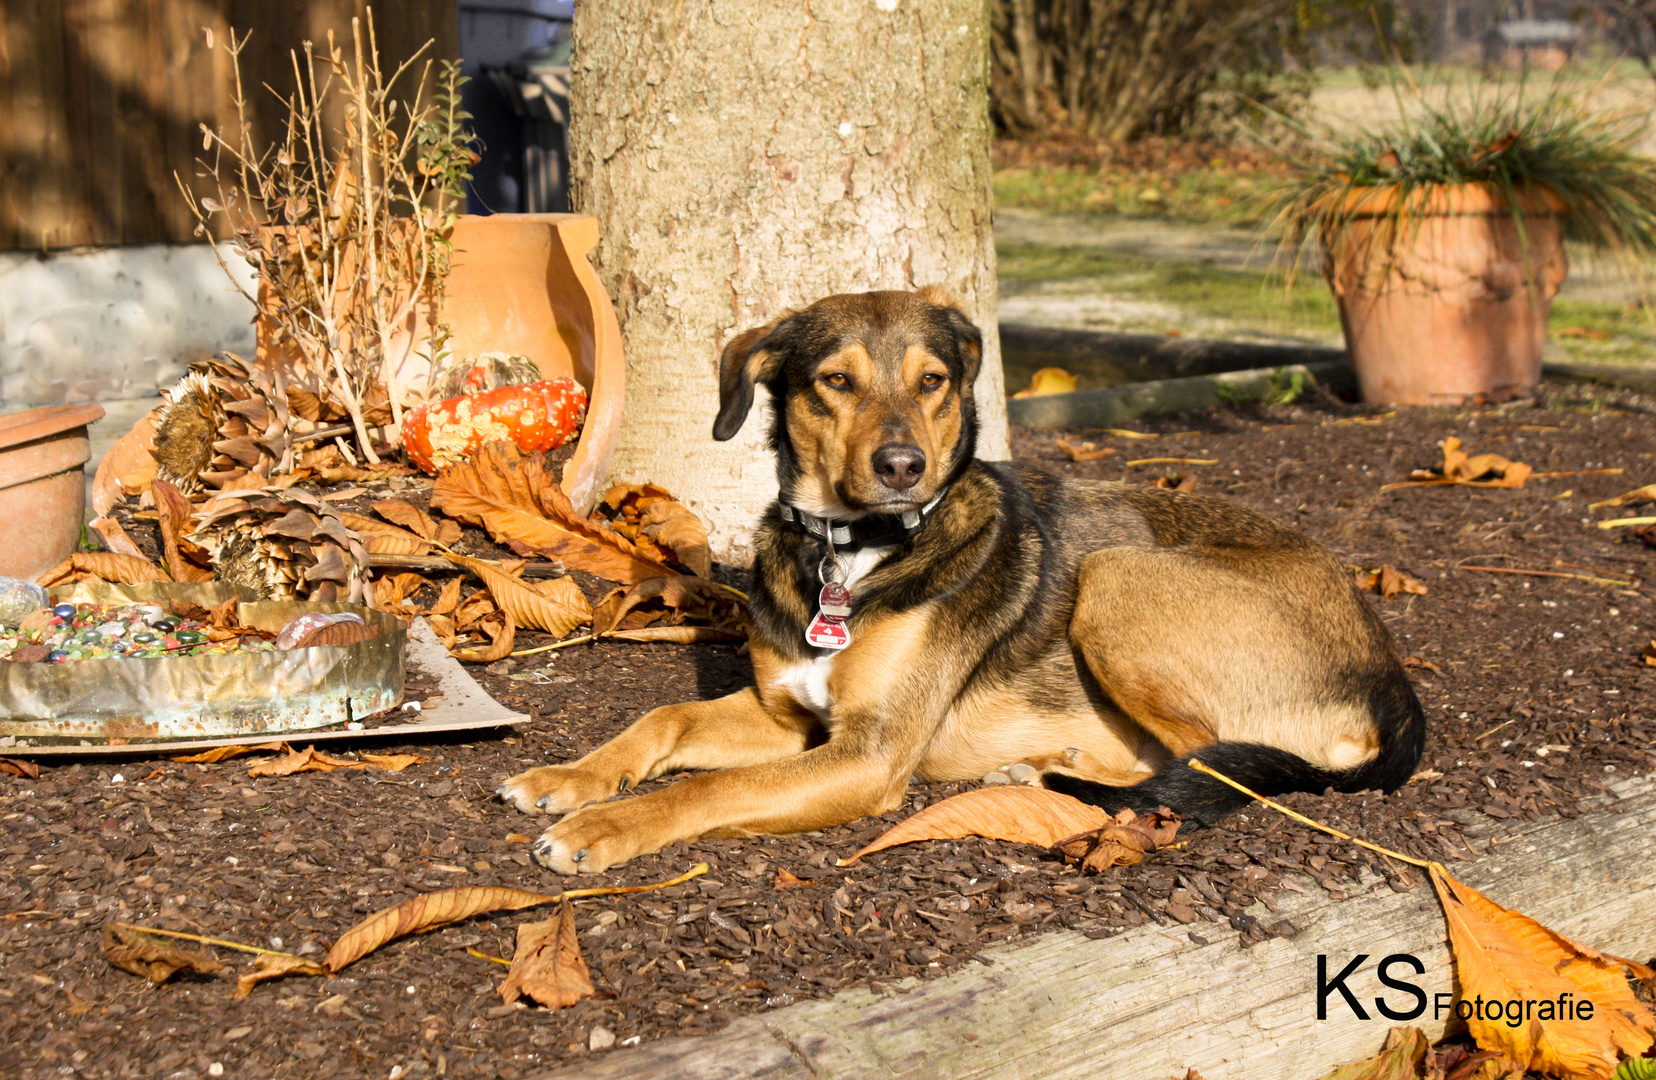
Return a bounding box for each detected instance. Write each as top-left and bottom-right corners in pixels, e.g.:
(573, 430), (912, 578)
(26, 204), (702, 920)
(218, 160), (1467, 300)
(1547, 295), (1656, 366)
(993, 167), (1265, 226)
(997, 242), (1341, 340)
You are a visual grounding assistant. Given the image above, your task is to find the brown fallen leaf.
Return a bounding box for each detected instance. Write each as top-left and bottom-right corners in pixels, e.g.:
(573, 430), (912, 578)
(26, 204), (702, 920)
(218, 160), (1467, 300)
(1011, 367), (1077, 398)
(246, 746), (379, 777)
(774, 869), (813, 890)
(233, 954), (325, 1000)
(372, 498), (462, 546)
(445, 553), (591, 638)
(497, 901), (596, 1009)
(597, 484), (713, 578)
(591, 576), (746, 637)
(92, 410), (158, 517)
(36, 552), (171, 587)
(451, 607), (516, 662)
(433, 443), (674, 584)
(840, 785), (1111, 865)
(426, 613), (458, 649)
(1386, 437), (1532, 492)
(1402, 655), (1443, 675)
(1589, 483), (1656, 510)
(1356, 565), (1430, 600)
(1431, 866), (1656, 1078)
(607, 626), (745, 645)
(425, 576), (463, 616)
(325, 885), (562, 973)
(343, 512), (433, 556)
(104, 922), (224, 984)
(151, 479), (215, 582)
(292, 619), (380, 648)
(171, 741), (290, 765)
(0, 757), (40, 779)
(1154, 473), (1197, 492)
(1315, 1025), (1430, 1080)
(1053, 807), (1182, 872)
(1055, 438), (1116, 462)
(1554, 325), (1611, 340)
(88, 515), (146, 558)
(358, 752), (425, 772)
(1645, 640), (1656, 667)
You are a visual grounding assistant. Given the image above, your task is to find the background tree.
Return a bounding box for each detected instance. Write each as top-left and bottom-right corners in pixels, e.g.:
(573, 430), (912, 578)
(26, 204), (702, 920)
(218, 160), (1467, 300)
(990, 0), (1414, 142)
(568, 0), (1007, 566)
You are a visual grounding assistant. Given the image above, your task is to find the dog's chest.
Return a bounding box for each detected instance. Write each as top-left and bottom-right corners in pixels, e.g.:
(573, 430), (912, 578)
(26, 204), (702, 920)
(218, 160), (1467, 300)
(771, 544), (893, 718)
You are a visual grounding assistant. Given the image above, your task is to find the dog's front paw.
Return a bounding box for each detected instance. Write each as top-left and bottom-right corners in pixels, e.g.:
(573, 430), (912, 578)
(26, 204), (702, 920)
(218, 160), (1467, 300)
(496, 764), (618, 815)
(529, 806), (637, 875)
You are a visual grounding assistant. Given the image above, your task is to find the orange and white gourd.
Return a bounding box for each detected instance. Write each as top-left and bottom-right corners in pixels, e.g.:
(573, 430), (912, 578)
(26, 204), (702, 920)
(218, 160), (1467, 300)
(401, 378), (588, 474)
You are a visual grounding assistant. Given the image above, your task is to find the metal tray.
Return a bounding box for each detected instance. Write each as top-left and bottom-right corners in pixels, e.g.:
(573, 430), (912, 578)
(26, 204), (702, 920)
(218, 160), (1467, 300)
(0, 582), (404, 743)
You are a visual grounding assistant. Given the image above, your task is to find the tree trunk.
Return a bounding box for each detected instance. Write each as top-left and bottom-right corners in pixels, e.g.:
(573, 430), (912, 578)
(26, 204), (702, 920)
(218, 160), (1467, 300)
(569, 0), (1007, 567)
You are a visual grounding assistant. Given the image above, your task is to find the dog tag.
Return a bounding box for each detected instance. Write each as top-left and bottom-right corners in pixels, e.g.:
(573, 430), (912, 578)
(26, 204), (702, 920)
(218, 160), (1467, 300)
(805, 611), (850, 650)
(817, 581), (853, 618)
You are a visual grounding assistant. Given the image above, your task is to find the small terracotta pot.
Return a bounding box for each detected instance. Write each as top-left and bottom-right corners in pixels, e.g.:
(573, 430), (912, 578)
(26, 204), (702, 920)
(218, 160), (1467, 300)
(1325, 184), (1568, 406)
(0, 402), (105, 581)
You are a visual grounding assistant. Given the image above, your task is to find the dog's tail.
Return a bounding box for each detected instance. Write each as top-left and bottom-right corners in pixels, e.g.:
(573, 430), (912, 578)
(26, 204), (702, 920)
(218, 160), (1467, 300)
(1043, 673), (1426, 827)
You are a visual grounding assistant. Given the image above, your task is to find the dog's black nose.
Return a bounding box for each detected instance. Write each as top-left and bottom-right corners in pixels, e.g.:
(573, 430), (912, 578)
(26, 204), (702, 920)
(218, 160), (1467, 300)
(872, 444), (926, 490)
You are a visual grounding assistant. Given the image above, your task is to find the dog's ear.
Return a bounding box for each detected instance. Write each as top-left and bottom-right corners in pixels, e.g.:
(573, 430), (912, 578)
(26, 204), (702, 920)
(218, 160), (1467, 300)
(713, 317), (791, 441)
(917, 286), (983, 387)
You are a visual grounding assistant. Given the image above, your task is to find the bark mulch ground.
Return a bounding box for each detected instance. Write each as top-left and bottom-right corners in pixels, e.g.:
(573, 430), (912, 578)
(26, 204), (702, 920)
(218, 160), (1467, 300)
(3, 379), (1653, 1080)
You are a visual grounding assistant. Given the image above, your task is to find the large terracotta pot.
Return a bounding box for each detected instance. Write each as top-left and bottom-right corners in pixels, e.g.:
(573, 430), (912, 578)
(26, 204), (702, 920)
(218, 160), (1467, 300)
(0, 402), (105, 581)
(253, 214), (625, 513)
(1325, 184), (1568, 406)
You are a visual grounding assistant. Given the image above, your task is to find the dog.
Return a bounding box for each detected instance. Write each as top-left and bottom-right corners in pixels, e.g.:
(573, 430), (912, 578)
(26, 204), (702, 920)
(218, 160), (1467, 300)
(497, 287), (1425, 874)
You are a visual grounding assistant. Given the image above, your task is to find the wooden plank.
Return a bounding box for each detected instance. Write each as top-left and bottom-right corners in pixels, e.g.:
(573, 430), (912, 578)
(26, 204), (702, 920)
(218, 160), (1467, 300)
(0, 4), (17, 250)
(525, 777), (1656, 1080)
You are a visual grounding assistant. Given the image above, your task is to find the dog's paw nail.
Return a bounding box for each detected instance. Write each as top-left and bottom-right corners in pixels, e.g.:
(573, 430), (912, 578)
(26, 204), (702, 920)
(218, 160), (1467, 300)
(1064, 747), (1081, 762)
(536, 795), (552, 809)
(1007, 763), (1038, 783)
(531, 838), (551, 855)
(494, 785), (509, 797)
(573, 848), (588, 863)
(982, 770), (1011, 785)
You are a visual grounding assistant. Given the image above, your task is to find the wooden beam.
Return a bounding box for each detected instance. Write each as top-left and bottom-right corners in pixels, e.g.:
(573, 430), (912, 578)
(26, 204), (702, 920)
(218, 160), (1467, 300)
(525, 777), (1656, 1080)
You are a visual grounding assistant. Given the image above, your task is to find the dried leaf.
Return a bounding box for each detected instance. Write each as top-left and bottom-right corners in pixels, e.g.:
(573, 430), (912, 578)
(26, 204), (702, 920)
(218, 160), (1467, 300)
(358, 752), (425, 772)
(598, 484), (713, 577)
(1431, 867), (1656, 1078)
(1393, 437), (1532, 491)
(498, 901), (596, 1009)
(1590, 484), (1656, 510)
(233, 954), (324, 1000)
(92, 411), (158, 516)
(0, 757), (40, 779)
(426, 614), (458, 649)
(1316, 1025), (1430, 1080)
(88, 515), (146, 558)
(151, 479), (214, 582)
(591, 576), (745, 637)
(292, 620), (380, 648)
(774, 869), (813, 890)
(246, 746), (370, 777)
(171, 741), (289, 764)
(606, 626), (744, 644)
(841, 785), (1111, 864)
(1053, 808), (1182, 873)
(1011, 367), (1077, 398)
(370, 498), (452, 543)
(325, 885), (560, 973)
(1154, 473), (1197, 492)
(1356, 565), (1430, 600)
(433, 443), (675, 584)
(1644, 640), (1656, 668)
(104, 922), (223, 984)
(1055, 438), (1116, 462)
(425, 576), (463, 616)
(342, 512), (432, 556)
(445, 553), (591, 638)
(37, 552), (171, 587)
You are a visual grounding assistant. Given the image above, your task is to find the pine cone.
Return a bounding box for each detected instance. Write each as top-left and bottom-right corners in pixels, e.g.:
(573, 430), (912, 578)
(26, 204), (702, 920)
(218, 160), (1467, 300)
(190, 487), (370, 603)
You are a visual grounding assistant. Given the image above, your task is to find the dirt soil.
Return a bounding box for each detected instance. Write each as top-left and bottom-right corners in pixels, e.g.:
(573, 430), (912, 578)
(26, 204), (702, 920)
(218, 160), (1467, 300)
(4, 380), (1655, 1080)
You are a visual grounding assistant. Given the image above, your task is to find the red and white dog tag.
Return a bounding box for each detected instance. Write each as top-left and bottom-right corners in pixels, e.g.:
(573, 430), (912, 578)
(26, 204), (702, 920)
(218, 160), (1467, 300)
(805, 581), (853, 650)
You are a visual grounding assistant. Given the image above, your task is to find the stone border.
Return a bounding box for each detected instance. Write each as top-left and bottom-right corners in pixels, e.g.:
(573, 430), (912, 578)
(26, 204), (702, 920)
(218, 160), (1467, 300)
(527, 777), (1656, 1080)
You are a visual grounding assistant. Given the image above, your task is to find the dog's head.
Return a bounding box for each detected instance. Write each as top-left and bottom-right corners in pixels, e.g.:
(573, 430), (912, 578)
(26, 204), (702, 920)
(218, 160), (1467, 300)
(713, 288), (983, 517)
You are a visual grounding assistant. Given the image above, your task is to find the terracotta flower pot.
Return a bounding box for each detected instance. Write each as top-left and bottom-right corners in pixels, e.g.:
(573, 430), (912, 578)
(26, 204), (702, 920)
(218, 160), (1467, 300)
(0, 402), (105, 581)
(1325, 184), (1568, 406)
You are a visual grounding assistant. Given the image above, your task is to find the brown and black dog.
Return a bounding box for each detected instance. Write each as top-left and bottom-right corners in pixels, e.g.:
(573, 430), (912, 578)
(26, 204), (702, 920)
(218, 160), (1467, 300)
(497, 287), (1425, 874)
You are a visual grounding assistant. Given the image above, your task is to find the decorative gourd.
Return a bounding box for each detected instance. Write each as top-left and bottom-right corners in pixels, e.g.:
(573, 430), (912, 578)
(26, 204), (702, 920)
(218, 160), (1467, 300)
(402, 378), (588, 474)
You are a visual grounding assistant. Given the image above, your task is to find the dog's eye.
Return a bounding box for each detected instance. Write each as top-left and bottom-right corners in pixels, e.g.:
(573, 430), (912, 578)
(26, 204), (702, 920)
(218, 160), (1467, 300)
(821, 373), (851, 390)
(920, 373), (946, 390)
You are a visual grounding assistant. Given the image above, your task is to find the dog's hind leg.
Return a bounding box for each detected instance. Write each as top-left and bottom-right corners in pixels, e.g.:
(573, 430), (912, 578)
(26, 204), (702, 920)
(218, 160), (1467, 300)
(496, 688), (815, 815)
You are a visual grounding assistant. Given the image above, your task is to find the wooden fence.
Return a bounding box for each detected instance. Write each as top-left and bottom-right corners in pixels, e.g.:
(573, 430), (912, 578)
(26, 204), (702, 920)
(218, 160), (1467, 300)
(0, 0), (457, 252)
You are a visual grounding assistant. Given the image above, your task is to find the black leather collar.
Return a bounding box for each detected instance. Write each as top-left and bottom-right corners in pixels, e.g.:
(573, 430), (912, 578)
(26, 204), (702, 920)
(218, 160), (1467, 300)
(778, 487), (950, 551)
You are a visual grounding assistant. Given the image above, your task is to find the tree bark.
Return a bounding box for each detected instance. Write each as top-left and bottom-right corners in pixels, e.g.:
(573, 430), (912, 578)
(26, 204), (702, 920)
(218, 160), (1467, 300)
(569, 0), (1007, 566)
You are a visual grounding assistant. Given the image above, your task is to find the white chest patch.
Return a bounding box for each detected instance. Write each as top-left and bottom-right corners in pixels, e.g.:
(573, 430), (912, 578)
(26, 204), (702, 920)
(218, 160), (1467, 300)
(773, 543), (895, 717)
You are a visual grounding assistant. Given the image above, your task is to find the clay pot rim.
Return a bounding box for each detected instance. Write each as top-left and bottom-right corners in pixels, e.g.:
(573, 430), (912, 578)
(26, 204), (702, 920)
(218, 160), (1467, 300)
(0, 403), (105, 452)
(1339, 182), (1569, 219)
